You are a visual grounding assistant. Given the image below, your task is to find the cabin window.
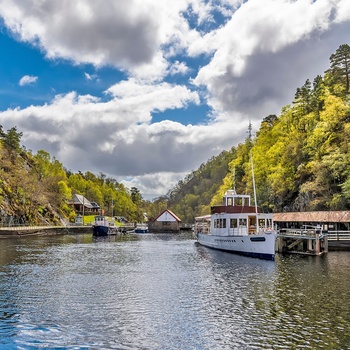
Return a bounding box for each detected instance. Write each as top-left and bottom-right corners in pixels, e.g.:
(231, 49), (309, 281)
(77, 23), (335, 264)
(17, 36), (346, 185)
(227, 197), (233, 206)
(214, 218), (226, 228)
(258, 219), (265, 227)
(239, 218), (247, 227)
(249, 217), (256, 226)
(221, 219), (226, 228)
(162, 222), (171, 226)
(230, 218), (237, 228)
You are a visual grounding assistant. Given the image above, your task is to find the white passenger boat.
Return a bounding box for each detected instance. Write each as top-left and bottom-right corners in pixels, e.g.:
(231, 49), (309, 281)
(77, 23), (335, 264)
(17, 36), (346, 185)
(195, 189), (277, 260)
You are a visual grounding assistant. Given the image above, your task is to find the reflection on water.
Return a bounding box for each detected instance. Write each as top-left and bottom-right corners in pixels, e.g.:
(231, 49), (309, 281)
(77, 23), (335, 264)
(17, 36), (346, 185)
(0, 233), (350, 349)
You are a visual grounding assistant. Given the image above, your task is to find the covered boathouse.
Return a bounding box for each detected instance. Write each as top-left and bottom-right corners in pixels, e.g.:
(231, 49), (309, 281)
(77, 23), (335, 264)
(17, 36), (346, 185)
(273, 211), (350, 250)
(148, 209), (182, 233)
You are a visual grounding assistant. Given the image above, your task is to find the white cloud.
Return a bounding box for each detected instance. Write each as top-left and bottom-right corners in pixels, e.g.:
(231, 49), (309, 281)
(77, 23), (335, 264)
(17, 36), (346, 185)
(106, 78), (199, 113)
(0, 0), (198, 81)
(193, 0), (350, 120)
(19, 75), (38, 86)
(169, 61), (189, 76)
(84, 72), (97, 81)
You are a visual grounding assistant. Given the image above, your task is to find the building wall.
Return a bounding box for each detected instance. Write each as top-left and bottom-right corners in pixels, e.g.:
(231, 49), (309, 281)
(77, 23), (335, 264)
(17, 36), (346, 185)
(149, 221), (180, 232)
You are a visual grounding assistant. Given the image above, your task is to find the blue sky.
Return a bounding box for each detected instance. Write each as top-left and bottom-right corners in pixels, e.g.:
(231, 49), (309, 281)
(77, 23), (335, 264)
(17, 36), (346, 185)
(0, 0), (350, 199)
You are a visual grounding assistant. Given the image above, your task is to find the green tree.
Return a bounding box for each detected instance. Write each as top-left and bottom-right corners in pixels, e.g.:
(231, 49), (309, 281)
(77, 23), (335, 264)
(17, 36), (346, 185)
(326, 44), (350, 95)
(130, 187), (142, 204)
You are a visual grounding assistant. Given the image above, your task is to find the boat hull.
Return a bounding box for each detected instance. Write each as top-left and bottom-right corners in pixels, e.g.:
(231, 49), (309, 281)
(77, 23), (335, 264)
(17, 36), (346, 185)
(92, 225), (109, 237)
(197, 232), (277, 261)
(135, 229), (148, 234)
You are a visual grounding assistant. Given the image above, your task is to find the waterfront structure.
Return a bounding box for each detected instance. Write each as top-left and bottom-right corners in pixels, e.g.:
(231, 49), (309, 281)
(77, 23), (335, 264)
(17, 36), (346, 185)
(276, 226), (328, 255)
(71, 194), (100, 215)
(273, 211), (350, 231)
(274, 211), (350, 251)
(149, 209), (182, 232)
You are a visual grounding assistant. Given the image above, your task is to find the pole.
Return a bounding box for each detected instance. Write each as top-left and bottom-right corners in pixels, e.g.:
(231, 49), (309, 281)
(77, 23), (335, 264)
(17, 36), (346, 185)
(82, 195), (85, 226)
(250, 149), (258, 214)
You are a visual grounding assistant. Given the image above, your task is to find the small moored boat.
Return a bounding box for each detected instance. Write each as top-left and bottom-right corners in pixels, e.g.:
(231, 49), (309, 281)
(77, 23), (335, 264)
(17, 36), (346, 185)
(92, 215), (112, 236)
(134, 223), (148, 234)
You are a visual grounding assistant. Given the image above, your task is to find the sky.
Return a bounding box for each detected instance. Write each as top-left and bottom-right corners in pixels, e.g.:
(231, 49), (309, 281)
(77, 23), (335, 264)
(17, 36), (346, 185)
(0, 0), (350, 200)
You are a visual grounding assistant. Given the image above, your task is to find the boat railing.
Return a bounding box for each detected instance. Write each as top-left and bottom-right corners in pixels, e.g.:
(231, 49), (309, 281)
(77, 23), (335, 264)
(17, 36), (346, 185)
(256, 226), (273, 234)
(278, 227), (325, 238)
(326, 230), (350, 241)
(194, 222), (210, 234)
(227, 227), (249, 236)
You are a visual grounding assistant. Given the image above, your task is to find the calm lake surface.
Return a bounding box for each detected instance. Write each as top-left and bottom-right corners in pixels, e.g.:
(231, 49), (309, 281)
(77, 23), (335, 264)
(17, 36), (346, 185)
(0, 233), (350, 350)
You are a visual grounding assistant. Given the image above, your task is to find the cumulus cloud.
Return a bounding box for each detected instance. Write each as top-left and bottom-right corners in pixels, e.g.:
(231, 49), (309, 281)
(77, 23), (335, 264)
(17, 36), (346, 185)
(0, 0), (201, 81)
(192, 0), (350, 121)
(169, 61), (189, 76)
(19, 75), (38, 86)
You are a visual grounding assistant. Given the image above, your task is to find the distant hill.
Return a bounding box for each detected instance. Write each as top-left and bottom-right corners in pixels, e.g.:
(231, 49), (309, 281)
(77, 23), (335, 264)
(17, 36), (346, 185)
(167, 149), (234, 222)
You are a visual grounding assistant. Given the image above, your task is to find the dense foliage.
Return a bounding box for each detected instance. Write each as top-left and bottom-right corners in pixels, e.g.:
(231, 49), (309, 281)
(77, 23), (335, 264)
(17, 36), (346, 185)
(167, 150), (234, 222)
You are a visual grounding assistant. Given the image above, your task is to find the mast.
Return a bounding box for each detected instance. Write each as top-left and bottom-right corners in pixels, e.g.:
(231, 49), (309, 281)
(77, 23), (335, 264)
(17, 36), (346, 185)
(250, 150), (258, 214)
(232, 167), (236, 194)
(248, 121), (258, 214)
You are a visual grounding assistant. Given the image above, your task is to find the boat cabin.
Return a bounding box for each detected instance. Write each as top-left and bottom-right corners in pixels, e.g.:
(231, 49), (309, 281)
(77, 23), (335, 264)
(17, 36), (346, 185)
(208, 190), (273, 236)
(93, 215), (109, 227)
(222, 190), (251, 206)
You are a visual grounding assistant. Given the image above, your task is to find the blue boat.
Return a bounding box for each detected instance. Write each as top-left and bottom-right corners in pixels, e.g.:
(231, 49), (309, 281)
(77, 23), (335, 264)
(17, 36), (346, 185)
(92, 215), (110, 236)
(134, 223), (148, 234)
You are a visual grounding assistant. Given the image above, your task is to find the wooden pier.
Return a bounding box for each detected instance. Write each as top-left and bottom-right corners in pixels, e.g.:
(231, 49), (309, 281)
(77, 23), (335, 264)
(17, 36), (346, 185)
(0, 224), (137, 237)
(277, 227), (328, 256)
(0, 225), (92, 237)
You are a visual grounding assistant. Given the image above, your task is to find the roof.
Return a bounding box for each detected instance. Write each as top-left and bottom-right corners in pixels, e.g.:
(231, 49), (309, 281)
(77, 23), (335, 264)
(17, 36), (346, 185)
(154, 209), (182, 222)
(195, 215), (211, 221)
(71, 194), (93, 209)
(90, 201), (101, 209)
(273, 211), (350, 223)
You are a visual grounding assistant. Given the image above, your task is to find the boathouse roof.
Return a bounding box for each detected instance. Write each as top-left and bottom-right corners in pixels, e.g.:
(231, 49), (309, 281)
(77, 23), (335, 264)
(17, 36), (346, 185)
(154, 209), (182, 222)
(273, 211), (350, 223)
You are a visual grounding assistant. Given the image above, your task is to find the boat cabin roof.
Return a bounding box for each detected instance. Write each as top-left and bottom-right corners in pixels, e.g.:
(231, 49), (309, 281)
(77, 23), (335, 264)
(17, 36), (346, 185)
(223, 190), (251, 206)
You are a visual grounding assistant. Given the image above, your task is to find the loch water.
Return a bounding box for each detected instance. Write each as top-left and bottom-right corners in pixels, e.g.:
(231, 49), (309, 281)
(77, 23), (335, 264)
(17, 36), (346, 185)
(0, 233), (350, 350)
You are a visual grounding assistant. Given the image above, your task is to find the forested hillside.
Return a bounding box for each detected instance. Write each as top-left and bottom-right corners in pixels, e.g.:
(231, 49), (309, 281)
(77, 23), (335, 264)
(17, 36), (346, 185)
(168, 44), (350, 221)
(167, 149), (234, 222)
(0, 129), (147, 225)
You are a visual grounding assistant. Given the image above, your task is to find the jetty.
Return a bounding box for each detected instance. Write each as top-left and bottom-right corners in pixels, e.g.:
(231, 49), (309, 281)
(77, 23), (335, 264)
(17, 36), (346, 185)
(0, 223), (137, 237)
(276, 227), (328, 256)
(0, 225), (91, 237)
